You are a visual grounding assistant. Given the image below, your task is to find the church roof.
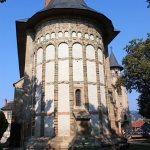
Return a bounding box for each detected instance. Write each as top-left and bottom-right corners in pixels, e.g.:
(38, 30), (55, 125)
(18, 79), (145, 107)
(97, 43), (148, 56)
(16, 0), (120, 77)
(109, 51), (123, 71)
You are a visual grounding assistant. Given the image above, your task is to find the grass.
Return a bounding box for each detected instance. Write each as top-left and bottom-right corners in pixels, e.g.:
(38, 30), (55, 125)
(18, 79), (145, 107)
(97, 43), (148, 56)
(129, 138), (150, 150)
(0, 143), (3, 150)
(142, 138), (150, 143)
(129, 144), (150, 150)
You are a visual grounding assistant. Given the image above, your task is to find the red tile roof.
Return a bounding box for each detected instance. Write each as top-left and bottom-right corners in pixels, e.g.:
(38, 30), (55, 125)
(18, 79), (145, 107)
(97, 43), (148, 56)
(1, 101), (13, 110)
(132, 119), (145, 128)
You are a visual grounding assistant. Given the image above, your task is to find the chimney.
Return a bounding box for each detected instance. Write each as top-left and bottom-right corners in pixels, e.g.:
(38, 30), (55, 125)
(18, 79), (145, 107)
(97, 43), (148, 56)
(4, 99), (7, 106)
(45, 0), (51, 7)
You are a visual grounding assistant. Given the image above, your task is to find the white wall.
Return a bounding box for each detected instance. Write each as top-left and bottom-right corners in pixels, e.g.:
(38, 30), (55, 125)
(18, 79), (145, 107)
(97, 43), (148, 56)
(44, 85), (54, 137)
(58, 84), (70, 136)
(37, 48), (43, 64)
(45, 62), (55, 83)
(58, 60), (69, 81)
(58, 43), (69, 58)
(99, 64), (104, 84)
(98, 48), (103, 63)
(46, 45), (55, 60)
(100, 85), (109, 134)
(86, 45), (95, 59)
(73, 60), (83, 81)
(35, 87), (42, 136)
(88, 85), (99, 133)
(86, 62), (96, 82)
(72, 43), (82, 58)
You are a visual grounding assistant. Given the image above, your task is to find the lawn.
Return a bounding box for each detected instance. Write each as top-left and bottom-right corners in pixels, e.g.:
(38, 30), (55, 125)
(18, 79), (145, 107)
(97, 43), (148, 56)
(0, 144), (3, 150)
(129, 144), (150, 150)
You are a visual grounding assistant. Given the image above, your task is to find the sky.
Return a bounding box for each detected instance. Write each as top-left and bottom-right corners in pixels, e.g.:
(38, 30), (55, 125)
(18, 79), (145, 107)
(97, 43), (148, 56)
(0, 0), (150, 111)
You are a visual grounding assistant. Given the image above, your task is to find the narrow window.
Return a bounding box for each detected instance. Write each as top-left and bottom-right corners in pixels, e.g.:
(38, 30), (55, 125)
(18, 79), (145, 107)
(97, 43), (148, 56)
(77, 32), (81, 38)
(117, 88), (122, 95)
(85, 33), (89, 39)
(90, 34), (94, 40)
(64, 31), (69, 37)
(58, 31), (63, 37)
(40, 36), (44, 42)
(124, 114), (127, 121)
(51, 32), (55, 39)
(7, 112), (12, 119)
(72, 31), (76, 38)
(76, 89), (81, 106)
(46, 33), (50, 40)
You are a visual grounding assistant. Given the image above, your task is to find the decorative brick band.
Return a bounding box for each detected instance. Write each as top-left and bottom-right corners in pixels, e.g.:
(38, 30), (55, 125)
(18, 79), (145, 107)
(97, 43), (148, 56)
(58, 112), (70, 115)
(87, 82), (97, 85)
(89, 111), (99, 115)
(35, 112), (54, 116)
(102, 111), (107, 115)
(46, 82), (55, 85)
(58, 81), (70, 84)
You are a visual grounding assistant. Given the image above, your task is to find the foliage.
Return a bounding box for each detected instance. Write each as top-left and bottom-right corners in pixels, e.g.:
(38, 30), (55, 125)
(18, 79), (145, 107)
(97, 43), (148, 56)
(147, 0), (150, 8)
(143, 118), (150, 123)
(0, 144), (3, 150)
(129, 144), (150, 150)
(0, 111), (8, 139)
(0, 0), (6, 3)
(116, 34), (150, 118)
(137, 93), (150, 118)
(78, 136), (95, 150)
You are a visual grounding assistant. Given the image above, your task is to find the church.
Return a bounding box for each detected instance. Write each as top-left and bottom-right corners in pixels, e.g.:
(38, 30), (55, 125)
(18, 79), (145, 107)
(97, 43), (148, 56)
(12, 0), (130, 149)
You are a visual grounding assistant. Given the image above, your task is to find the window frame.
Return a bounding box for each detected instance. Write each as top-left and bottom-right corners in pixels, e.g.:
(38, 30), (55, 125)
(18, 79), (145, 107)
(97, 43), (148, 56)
(74, 84), (85, 109)
(7, 111), (12, 119)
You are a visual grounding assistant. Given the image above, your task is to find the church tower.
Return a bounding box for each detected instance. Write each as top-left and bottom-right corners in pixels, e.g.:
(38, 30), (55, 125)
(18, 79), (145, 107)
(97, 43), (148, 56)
(13, 0), (129, 149)
(109, 51), (131, 135)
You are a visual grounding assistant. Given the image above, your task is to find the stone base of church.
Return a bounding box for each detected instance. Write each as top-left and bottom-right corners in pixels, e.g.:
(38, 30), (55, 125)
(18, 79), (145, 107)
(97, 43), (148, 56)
(24, 134), (129, 150)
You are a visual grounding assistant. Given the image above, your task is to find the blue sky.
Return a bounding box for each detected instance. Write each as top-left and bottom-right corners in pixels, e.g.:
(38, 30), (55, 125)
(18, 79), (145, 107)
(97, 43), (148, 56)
(0, 0), (150, 111)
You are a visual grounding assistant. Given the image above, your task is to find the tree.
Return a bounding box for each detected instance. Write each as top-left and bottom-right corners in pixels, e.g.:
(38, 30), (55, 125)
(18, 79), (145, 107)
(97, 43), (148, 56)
(116, 33), (150, 118)
(147, 0), (150, 7)
(0, 0), (6, 3)
(0, 111), (8, 140)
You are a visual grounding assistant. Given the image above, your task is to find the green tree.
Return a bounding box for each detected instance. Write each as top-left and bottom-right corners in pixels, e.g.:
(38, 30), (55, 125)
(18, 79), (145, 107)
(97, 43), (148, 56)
(116, 33), (150, 118)
(0, 0), (6, 3)
(0, 111), (8, 139)
(147, 0), (150, 7)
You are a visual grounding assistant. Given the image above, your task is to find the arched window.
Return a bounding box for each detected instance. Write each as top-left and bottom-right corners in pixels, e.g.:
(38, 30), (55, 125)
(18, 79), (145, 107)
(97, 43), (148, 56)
(124, 114), (127, 121)
(76, 89), (81, 106)
(58, 31), (63, 37)
(77, 32), (81, 38)
(90, 34), (94, 40)
(40, 36), (44, 42)
(64, 31), (69, 37)
(51, 32), (55, 39)
(72, 31), (76, 38)
(46, 33), (50, 40)
(85, 33), (89, 39)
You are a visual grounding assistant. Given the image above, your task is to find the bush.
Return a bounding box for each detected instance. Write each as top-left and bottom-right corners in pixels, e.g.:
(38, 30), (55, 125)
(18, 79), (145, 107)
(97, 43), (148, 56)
(0, 111), (8, 139)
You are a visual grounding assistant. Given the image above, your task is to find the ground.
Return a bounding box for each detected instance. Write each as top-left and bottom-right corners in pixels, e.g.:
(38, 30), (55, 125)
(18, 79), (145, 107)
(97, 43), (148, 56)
(1, 137), (150, 150)
(129, 138), (150, 150)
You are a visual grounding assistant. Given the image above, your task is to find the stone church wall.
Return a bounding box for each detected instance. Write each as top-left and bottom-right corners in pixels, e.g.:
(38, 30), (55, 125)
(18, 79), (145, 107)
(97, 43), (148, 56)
(24, 17), (109, 136)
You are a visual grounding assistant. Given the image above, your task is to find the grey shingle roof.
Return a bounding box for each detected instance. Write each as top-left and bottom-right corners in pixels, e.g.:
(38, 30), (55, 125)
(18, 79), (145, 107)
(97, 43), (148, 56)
(40, 0), (99, 13)
(109, 51), (123, 71)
